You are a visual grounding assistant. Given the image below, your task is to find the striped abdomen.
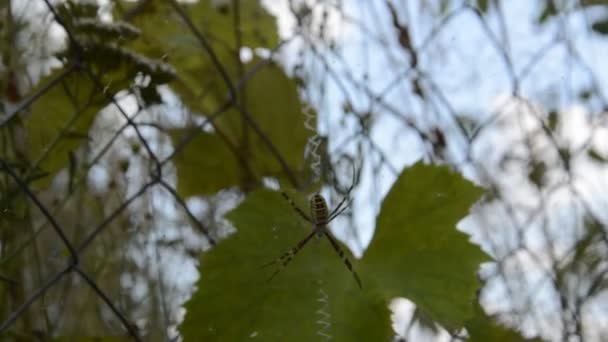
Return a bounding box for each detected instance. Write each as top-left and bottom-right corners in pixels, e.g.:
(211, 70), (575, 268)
(310, 193), (329, 227)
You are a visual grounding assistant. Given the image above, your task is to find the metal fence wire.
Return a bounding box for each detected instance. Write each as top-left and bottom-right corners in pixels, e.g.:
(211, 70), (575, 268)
(1, 0), (608, 341)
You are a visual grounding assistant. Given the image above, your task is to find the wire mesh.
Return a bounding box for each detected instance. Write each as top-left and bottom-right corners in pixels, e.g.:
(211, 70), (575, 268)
(1, 0), (607, 341)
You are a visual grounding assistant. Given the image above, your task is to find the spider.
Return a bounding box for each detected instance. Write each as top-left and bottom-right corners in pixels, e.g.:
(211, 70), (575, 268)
(264, 189), (362, 289)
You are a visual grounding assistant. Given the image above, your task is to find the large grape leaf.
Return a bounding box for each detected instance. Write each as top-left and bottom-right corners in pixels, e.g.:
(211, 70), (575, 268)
(169, 62), (312, 196)
(360, 162), (491, 331)
(466, 303), (542, 341)
(187, 0), (279, 49)
(168, 129), (241, 197)
(123, 0), (278, 57)
(180, 163), (491, 340)
(213, 61), (313, 181)
(180, 189), (391, 341)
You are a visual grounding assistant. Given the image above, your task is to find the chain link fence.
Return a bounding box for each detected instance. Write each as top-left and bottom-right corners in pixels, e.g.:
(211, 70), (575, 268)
(1, 0), (607, 341)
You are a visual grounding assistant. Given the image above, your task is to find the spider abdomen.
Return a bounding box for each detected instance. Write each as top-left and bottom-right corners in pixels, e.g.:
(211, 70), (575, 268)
(272, 189), (362, 288)
(310, 193), (329, 226)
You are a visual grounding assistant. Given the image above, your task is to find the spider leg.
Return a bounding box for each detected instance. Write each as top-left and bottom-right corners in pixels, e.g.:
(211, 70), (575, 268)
(264, 230), (317, 283)
(323, 231), (362, 289)
(328, 164), (357, 220)
(327, 196), (348, 220)
(328, 198), (353, 222)
(281, 191), (313, 223)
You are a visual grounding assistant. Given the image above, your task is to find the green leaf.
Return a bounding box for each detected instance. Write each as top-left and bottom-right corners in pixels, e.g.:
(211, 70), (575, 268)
(170, 62), (313, 196)
(180, 190), (391, 341)
(214, 61), (312, 177)
(57, 0), (174, 87)
(126, 0), (306, 196)
(411, 306), (441, 333)
(24, 50), (160, 188)
(188, 0), (279, 49)
(24, 70), (105, 189)
(169, 129), (242, 196)
(123, 0), (279, 107)
(466, 302), (542, 341)
(56, 0), (98, 21)
(73, 18), (141, 42)
(362, 162), (490, 331)
(59, 1), (138, 44)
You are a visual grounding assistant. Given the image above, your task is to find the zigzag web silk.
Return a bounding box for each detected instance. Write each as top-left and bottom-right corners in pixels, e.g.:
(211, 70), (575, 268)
(266, 102), (363, 338)
(304, 104), (333, 340)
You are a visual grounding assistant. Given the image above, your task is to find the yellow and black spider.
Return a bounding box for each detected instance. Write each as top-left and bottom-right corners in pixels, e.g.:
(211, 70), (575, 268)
(264, 190), (362, 289)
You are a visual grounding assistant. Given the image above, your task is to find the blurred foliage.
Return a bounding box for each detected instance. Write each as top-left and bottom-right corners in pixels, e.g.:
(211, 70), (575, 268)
(556, 218), (608, 302)
(477, 0), (489, 13)
(538, 0), (608, 26)
(592, 17), (608, 34)
(169, 61), (312, 196)
(588, 149), (608, 163)
(24, 70), (114, 189)
(121, 0), (278, 113)
(19, 0), (174, 189)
